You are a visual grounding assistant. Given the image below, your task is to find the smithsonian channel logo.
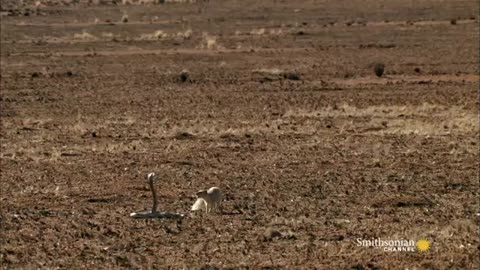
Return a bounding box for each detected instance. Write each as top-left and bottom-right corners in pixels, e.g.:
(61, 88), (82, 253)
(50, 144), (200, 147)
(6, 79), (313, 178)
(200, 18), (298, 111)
(356, 238), (431, 252)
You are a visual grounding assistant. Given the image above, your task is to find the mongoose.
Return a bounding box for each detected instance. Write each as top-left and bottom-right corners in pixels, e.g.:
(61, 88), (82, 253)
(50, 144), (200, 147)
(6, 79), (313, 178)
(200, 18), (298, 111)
(191, 187), (223, 213)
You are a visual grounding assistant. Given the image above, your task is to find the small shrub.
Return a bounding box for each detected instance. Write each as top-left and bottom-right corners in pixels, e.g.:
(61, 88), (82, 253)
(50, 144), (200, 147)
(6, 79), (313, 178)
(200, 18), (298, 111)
(73, 31), (96, 41)
(374, 63), (385, 77)
(121, 13), (128, 23)
(199, 33), (223, 50)
(283, 72), (301, 81)
(179, 70), (190, 82)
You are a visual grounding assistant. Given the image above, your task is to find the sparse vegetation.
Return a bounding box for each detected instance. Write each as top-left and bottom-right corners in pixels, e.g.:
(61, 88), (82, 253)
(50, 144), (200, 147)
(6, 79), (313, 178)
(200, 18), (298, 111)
(73, 31), (96, 40)
(253, 68), (302, 82)
(121, 13), (129, 23)
(176, 28), (193, 39)
(250, 28), (265, 35)
(139, 29), (168, 40)
(199, 32), (223, 50)
(374, 63), (385, 77)
(179, 69), (190, 82)
(283, 71), (301, 80)
(0, 1), (478, 269)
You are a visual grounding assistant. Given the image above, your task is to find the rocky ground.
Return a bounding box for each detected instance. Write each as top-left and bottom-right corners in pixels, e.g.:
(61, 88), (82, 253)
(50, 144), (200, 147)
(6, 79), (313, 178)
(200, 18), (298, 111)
(0, 0), (479, 268)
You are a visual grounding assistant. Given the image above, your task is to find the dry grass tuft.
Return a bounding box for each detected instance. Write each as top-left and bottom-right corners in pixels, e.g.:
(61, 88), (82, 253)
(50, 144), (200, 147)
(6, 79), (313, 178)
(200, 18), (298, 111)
(284, 103), (478, 135)
(199, 32), (224, 50)
(252, 68), (284, 75)
(121, 13), (129, 23)
(252, 68), (302, 81)
(101, 32), (120, 40)
(121, 0), (196, 5)
(179, 69), (190, 82)
(140, 30), (169, 40)
(374, 63), (385, 77)
(250, 28), (266, 35)
(247, 28), (282, 36)
(269, 28), (283, 35)
(73, 31), (96, 41)
(177, 29), (193, 39)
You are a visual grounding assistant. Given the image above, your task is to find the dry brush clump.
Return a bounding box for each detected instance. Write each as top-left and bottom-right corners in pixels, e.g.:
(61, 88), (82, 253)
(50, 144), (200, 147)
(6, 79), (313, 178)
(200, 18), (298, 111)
(374, 63), (385, 77)
(252, 68), (284, 75)
(178, 69), (190, 82)
(121, 0), (156, 5)
(101, 32), (121, 40)
(252, 68), (302, 82)
(247, 28), (283, 36)
(198, 32), (224, 50)
(284, 103), (478, 135)
(121, 13), (128, 23)
(139, 29), (192, 41)
(121, 0), (197, 4)
(269, 28), (283, 35)
(250, 28), (265, 35)
(176, 28), (193, 39)
(139, 30), (169, 40)
(159, 119), (312, 139)
(73, 31), (97, 41)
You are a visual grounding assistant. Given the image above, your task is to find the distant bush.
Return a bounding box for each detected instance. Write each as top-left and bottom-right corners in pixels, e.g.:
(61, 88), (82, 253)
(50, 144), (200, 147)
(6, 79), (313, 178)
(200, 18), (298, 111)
(374, 63), (385, 77)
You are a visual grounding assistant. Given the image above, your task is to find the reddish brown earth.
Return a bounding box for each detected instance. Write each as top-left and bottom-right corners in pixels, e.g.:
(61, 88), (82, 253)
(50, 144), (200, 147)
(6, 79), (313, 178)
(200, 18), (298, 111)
(0, 0), (479, 269)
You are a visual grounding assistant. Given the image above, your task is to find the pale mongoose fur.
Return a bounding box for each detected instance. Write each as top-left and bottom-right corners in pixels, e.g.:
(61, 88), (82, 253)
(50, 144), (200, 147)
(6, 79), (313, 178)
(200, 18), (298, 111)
(191, 187), (223, 213)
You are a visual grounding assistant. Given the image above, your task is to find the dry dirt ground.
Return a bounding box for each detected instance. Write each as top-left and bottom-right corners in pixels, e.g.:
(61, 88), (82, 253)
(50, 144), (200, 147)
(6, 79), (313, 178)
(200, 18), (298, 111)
(0, 0), (479, 269)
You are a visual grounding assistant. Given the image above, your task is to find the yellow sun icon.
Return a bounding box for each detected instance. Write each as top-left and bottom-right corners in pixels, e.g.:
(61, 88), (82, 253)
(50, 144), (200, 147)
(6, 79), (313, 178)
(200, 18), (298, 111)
(417, 239), (431, 252)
